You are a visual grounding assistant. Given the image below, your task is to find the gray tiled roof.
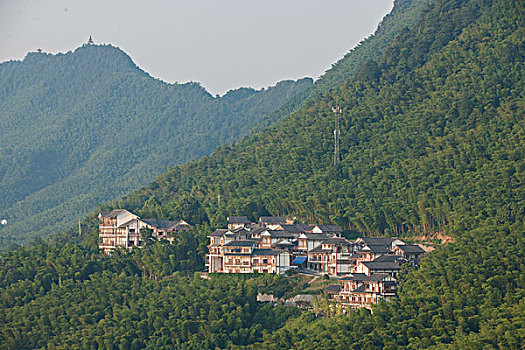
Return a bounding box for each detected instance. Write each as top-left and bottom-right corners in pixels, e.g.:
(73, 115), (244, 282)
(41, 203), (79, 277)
(363, 261), (401, 270)
(227, 216), (252, 224)
(265, 230), (296, 238)
(356, 273), (391, 282)
(142, 218), (187, 230)
(396, 244), (426, 253)
(322, 238), (353, 246)
(210, 229), (229, 237)
(308, 245), (332, 253)
(295, 224), (316, 232)
(223, 240), (256, 247)
(259, 216), (286, 224)
(279, 224), (315, 233)
(299, 233), (330, 240)
(372, 254), (403, 263)
(315, 224), (343, 232)
(248, 227), (267, 235)
(339, 273), (367, 281)
(361, 245), (392, 254)
(360, 237), (401, 246)
(99, 209), (128, 218)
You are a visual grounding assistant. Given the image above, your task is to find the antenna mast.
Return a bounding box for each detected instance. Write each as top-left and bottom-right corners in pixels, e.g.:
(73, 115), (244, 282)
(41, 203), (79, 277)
(332, 106), (341, 166)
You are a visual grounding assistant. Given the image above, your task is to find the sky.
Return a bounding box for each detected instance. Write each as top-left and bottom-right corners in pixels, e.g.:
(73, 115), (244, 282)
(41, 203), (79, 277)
(0, 0), (393, 95)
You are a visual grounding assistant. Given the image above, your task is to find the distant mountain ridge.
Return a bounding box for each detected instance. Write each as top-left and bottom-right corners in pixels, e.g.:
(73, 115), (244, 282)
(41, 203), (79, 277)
(0, 44), (312, 246)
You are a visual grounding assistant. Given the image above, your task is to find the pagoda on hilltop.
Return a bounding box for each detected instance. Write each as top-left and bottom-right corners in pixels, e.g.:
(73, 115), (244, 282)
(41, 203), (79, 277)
(87, 36), (94, 45)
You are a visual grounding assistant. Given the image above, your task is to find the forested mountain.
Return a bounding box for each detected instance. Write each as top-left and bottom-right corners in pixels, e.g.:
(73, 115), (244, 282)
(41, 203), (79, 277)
(0, 0), (431, 248)
(0, 45), (312, 246)
(115, 0), (523, 238)
(1, 0), (524, 348)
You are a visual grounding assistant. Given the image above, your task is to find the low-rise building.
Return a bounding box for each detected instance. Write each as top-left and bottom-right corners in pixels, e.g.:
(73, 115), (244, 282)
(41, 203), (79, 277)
(205, 228), (292, 274)
(307, 238), (355, 275)
(258, 216), (288, 229)
(354, 260), (402, 278)
(227, 216), (252, 230)
(333, 273), (398, 310)
(392, 244), (426, 265)
(98, 210), (189, 253)
(356, 237), (405, 250)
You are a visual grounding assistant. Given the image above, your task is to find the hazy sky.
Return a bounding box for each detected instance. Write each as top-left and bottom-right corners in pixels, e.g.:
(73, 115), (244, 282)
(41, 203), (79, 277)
(0, 0), (393, 95)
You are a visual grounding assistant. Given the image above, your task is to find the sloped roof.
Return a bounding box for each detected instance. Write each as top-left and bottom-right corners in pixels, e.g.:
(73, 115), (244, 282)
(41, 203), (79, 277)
(295, 224), (316, 232)
(233, 228), (251, 237)
(322, 238), (353, 246)
(292, 256), (308, 264)
(395, 244), (426, 253)
(363, 261), (401, 270)
(278, 224), (302, 233)
(360, 245), (392, 254)
(99, 209), (129, 219)
(117, 218), (140, 228)
(259, 216), (286, 224)
(360, 237), (397, 246)
(358, 237), (402, 246)
(309, 245), (332, 253)
(362, 273), (391, 282)
(248, 227), (267, 235)
(266, 230), (296, 238)
(299, 233), (330, 240)
(279, 224), (315, 233)
(223, 240), (256, 247)
(341, 273), (391, 282)
(142, 218), (188, 230)
(372, 254), (403, 263)
(210, 229), (229, 237)
(314, 224), (343, 232)
(340, 273), (367, 281)
(227, 216), (251, 224)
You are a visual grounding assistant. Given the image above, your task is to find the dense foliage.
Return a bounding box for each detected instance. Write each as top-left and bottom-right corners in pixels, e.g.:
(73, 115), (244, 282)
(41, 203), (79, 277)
(111, 0), (523, 239)
(0, 47), (312, 247)
(0, 0), (523, 348)
(0, 241), (303, 349)
(251, 223), (525, 349)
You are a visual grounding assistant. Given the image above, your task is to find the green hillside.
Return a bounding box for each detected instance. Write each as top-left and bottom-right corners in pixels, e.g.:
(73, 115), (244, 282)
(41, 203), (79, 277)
(0, 0), (431, 248)
(0, 46), (312, 246)
(0, 0), (524, 348)
(114, 0), (523, 238)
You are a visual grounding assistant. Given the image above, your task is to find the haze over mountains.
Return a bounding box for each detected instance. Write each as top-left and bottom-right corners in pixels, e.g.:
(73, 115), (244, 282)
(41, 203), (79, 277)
(0, 45), (313, 246)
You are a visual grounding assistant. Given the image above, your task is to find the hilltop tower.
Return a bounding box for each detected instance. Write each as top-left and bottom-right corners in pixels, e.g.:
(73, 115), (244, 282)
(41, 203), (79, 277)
(87, 36), (94, 45)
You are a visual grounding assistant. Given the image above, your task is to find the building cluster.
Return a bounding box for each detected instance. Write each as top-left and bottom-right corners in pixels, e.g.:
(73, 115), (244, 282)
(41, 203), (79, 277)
(325, 237), (427, 310)
(98, 211), (427, 310)
(98, 209), (190, 253)
(206, 216), (427, 310)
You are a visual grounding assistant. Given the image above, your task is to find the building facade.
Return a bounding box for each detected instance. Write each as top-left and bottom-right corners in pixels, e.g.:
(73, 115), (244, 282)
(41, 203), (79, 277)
(98, 209), (189, 253)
